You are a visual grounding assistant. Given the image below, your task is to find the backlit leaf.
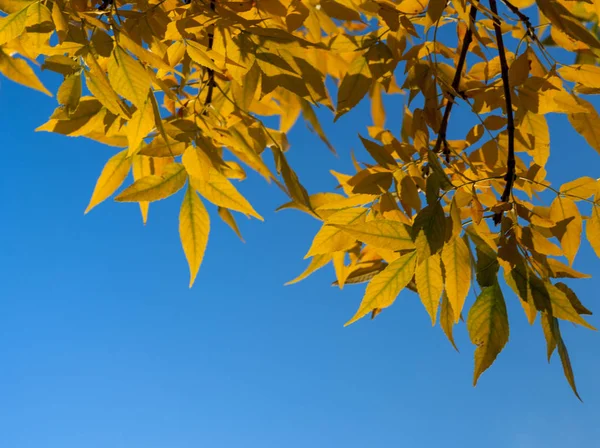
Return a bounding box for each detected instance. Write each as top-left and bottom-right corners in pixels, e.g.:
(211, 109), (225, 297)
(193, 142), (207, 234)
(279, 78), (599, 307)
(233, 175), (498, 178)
(85, 149), (132, 214)
(442, 236), (472, 322)
(115, 163), (187, 203)
(416, 253), (443, 325)
(345, 250), (417, 326)
(467, 282), (509, 385)
(179, 185), (210, 288)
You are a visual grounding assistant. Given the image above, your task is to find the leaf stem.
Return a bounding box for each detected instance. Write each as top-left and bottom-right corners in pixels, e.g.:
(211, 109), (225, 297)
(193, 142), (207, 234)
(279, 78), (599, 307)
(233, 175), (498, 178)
(490, 0), (516, 225)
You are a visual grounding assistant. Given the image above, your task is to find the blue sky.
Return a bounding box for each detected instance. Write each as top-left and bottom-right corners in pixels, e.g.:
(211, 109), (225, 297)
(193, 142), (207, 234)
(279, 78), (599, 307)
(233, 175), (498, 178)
(1, 51), (600, 448)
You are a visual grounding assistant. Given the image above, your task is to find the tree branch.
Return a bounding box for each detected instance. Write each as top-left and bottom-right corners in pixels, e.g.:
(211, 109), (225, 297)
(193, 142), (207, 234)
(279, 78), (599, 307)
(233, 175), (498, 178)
(204, 0), (216, 110)
(501, 0), (538, 42)
(490, 0), (516, 225)
(433, 5), (478, 162)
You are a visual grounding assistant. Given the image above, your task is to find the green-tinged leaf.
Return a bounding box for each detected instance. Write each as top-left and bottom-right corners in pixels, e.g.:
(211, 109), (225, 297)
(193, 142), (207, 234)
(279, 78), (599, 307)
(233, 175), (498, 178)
(335, 55), (372, 120)
(115, 163), (187, 202)
(179, 185), (210, 288)
(345, 250), (417, 326)
(467, 282), (509, 385)
(56, 72), (81, 112)
(286, 254), (332, 286)
(416, 253), (443, 325)
(0, 1), (29, 45)
(85, 149), (132, 214)
(554, 319), (582, 400)
(442, 236), (472, 322)
(413, 203), (446, 258)
(440, 292), (459, 351)
(333, 219), (415, 251)
(555, 282), (592, 315)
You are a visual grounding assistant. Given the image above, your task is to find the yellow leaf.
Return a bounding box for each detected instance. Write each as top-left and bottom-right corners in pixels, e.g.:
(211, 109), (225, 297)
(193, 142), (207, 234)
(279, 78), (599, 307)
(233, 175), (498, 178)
(559, 64), (600, 89)
(333, 219), (415, 251)
(179, 185), (210, 288)
(549, 196), (581, 265)
(84, 60), (128, 117)
(416, 253), (443, 325)
(442, 236), (472, 322)
(345, 250), (417, 326)
(305, 208), (368, 257)
(115, 163), (187, 202)
(127, 95), (154, 156)
(440, 292), (459, 351)
(467, 282), (509, 385)
(193, 168), (263, 220)
(586, 204), (600, 258)
(0, 51), (51, 95)
(85, 149), (132, 214)
(107, 46), (151, 108)
(0, 1), (29, 45)
(568, 97), (600, 155)
(286, 254), (332, 285)
(425, 0), (447, 29)
(132, 155), (149, 224)
(559, 177), (598, 200)
(214, 206), (243, 242)
(547, 282), (596, 330)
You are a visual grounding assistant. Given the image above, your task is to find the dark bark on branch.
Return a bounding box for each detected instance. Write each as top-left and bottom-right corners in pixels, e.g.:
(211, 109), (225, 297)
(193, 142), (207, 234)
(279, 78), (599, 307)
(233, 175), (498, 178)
(490, 0), (516, 225)
(204, 0), (216, 109)
(433, 5), (478, 162)
(501, 0), (538, 42)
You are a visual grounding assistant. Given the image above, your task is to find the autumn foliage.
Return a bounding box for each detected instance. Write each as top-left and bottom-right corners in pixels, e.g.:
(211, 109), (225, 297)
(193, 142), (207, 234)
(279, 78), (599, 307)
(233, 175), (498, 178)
(2, 0), (600, 396)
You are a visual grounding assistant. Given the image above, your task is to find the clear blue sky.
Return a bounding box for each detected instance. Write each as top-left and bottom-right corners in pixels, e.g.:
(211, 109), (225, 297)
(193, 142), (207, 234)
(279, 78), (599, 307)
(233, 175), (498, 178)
(1, 58), (599, 448)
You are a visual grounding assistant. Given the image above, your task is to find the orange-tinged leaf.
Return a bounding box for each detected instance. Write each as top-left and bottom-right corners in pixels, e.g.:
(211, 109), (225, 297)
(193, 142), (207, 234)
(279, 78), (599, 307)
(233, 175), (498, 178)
(416, 253), (443, 325)
(345, 250), (417, 326)
(85, 149), (132, 214)
(568, 98), (600, 155)
(333, 219), (415, 251)
(179, 185), (210, 288)
(442, 236), (472, 322)
(467, 282), (509, 385)
(115, 163), (187, 202)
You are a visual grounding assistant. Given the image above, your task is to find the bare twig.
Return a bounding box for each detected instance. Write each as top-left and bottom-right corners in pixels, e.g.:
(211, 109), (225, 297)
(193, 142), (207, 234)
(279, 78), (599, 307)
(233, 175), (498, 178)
(490, 0), (516, 225)
(433, 5), (478, 162)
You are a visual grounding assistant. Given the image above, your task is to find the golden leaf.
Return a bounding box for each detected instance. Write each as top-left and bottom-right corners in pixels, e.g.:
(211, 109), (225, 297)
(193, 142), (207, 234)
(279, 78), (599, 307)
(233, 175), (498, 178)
(333, 219), (415, 251)
(442, 235), (472, 322)
(549, 196), (581, 265)
(107, 46), (151, 108)
(115, 163), (187, 202)
(416, 253), (443, 325)
(345, 250), (417, 326)
(179, 185), (210, 288)
(85, 149), (132, 214)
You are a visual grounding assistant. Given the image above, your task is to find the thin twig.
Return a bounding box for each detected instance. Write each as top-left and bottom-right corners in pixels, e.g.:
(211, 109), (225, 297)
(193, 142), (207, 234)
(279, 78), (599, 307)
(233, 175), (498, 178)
(490, 0), (516, 225)
(433, 5), (478, 162)
(501, 0), (538, 42)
